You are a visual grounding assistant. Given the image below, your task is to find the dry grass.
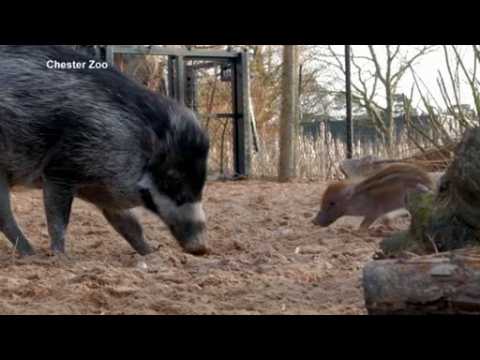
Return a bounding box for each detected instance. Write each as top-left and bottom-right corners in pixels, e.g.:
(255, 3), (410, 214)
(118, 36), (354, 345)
(249, 131), (452, 181)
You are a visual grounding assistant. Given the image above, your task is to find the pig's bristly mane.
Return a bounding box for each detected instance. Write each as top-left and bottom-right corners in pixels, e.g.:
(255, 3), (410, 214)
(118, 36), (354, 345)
(354, 164), (433, 195)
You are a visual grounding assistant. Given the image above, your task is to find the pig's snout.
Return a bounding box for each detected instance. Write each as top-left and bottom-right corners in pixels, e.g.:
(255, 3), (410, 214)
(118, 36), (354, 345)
(312, 211), (336, 227)
(169, 202), (209, 256)
(170, 221), (208, 255)
(312, 213), (322, 226)
(181, 231), (209, 256)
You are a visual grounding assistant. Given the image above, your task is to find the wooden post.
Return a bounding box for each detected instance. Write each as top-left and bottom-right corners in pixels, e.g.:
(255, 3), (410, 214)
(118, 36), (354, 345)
(345, 45), (354, 160)
(278, 45), (299, 182)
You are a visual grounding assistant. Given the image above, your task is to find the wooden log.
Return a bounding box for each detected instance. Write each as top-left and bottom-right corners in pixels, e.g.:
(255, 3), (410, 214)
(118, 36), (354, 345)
(363, 249), (480, 314)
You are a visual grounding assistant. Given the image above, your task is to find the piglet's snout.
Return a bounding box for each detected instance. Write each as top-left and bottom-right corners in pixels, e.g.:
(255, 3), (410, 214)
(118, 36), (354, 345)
(312, 211), (332, 227)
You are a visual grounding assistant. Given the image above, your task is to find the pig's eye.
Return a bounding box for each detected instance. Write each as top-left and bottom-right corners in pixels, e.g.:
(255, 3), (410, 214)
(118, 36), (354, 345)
(438, 180), (449, 193)
(329, 201), (336, 207)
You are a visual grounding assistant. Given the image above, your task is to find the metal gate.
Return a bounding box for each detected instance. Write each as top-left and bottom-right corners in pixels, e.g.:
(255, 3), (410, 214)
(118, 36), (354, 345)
(103, 46), (252, 179)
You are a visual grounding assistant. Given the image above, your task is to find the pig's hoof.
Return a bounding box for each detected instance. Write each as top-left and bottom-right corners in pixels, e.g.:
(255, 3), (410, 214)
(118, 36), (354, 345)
(136, 245), (153, 256)
(50, 250), (74, 262)
(183, 243), (209, 256)
(312, 220), (325, 227)
(382, 225), (395, 232)
(18, 248), (35, 257)
(373, 251), (387, 260)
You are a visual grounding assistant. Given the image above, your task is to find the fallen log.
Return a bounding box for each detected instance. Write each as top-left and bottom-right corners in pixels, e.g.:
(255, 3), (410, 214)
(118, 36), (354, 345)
(363, 249), (480, 314)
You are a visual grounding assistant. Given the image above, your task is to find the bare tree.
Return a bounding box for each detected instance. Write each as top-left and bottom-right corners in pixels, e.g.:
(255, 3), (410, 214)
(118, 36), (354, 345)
(323, 45), (435, 156)
(409, 45), (480, 150)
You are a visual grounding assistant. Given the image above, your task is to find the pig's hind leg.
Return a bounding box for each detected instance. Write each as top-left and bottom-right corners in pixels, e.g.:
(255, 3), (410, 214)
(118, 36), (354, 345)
(42, 179), (74, 254)
(379, 209), (410, 230)
(102, 209), (152, 256)
(0, 172), (35, 256)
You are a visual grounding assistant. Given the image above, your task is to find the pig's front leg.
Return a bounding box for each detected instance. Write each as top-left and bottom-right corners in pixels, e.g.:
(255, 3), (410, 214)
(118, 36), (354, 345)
(102, 208), (152, 256)
(0, 171), (35, 256)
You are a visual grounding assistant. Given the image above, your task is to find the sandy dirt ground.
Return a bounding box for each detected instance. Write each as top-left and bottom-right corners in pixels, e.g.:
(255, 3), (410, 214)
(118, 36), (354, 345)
(0, 180), (409, 315)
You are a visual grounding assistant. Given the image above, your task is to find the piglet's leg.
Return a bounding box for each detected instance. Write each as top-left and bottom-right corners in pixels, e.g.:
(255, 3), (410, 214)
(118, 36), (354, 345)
(359, 216), (377, 231)
(380, 215), (392, 227)
(379, 216), (397, 232)
(379, 209), (409, 230)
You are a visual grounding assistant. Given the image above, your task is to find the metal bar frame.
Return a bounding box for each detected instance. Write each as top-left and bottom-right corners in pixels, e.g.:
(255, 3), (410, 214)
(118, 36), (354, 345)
(105, 46), (114, 64)
(167, 57), (176, 98)
(175, 56), (185, 106)
(232, 50), (251, 176)
(200, 113), (236, 119)
(105, 45), (251, 177)
(109, 45), (238, 60)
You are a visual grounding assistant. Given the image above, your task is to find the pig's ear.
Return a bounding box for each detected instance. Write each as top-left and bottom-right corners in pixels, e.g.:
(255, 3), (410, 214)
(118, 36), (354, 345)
(137, 173), (153, 192)
(147, 128), (160, 155)
(146, 129), (168, 165)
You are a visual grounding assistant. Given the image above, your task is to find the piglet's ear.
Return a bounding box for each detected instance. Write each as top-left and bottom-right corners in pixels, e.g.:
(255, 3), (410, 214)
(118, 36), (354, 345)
(415, 183), (431, 193)
(342, 185), (355, 199)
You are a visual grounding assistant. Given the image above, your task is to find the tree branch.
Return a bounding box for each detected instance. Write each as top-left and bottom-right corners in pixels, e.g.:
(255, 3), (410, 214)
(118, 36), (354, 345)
(391, 46), (435, 85)
(368, 45), (387, 85)
(451, 45), (480, 121)
(443, 45), (469, 126)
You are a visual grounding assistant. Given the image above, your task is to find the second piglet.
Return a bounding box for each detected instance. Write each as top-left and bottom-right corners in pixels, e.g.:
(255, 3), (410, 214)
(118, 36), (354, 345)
(312, 164), (433, 230)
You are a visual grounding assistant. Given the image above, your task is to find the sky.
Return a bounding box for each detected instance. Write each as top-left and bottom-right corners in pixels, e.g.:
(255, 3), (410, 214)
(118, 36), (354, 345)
(146, 44), (477, 112)
(326, 45), (477, 111)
